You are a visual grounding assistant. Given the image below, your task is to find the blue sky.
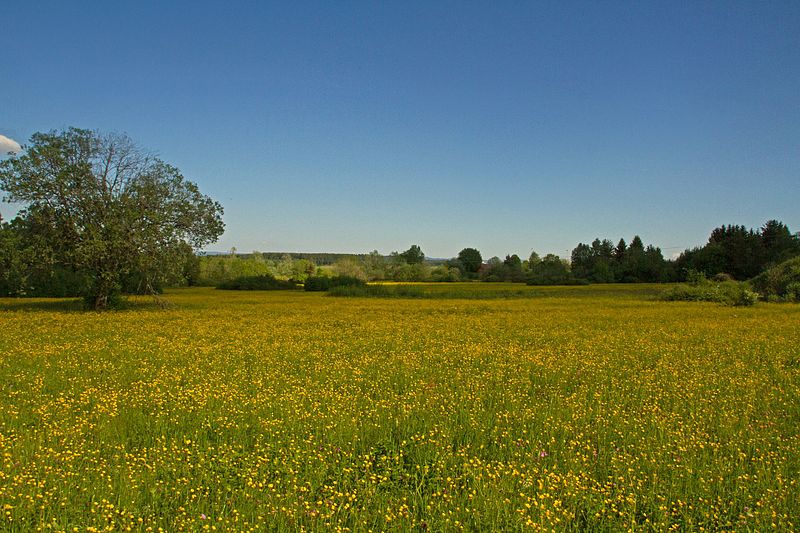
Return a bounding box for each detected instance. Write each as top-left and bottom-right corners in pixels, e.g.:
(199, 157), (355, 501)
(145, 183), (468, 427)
(2, 1), (798, 259)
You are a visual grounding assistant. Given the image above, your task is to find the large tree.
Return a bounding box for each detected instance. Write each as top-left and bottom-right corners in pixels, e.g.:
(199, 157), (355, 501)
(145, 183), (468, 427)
(0, 128), (225, 308)
(761, 219), (800, 265)
(527, 254), (573, 285)
(398, 244), (425, 264)
(457, 247), (483, 274)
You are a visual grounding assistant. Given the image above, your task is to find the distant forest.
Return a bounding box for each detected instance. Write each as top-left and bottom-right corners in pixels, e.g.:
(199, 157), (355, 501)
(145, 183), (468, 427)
(2, 215), (797, 297)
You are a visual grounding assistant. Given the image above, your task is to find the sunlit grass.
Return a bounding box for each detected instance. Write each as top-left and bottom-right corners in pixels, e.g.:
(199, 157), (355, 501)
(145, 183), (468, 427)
(0, 286), (797, 531)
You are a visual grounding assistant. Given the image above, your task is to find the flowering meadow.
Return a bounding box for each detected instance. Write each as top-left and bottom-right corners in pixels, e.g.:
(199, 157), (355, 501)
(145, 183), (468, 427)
(0, 285), (798, 531)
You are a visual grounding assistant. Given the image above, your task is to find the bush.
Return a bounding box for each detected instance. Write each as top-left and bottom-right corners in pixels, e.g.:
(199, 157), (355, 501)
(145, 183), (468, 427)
(660, 280), (757, 306)
(304, 275), (366, 292)
(749, 256), (800, 302)
(217, 274), (299, 291)
(732, 286), (759, 306)
(303, 276), (331, 292)
(785, 282), (800, 302)
(429, 266), (461, 282)
(712, 272), (734, 282)
(685, 269), (707, 284)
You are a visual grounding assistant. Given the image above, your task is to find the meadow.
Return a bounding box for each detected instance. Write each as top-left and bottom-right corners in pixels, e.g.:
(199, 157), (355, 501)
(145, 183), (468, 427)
(0, 284), (798, 531)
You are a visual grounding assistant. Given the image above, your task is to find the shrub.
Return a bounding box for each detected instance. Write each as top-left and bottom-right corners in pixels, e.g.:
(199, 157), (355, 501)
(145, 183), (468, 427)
(303, 276), (331, 292)
(749, 256), (800, 302)
(217, 274), (299, 291)
(304, 275), (366, 292)
(330, 275), (367, 288)
(785, 282), (800, 302)
(429, 266), (461, 282)
(732, 287), (759, 306)
(685, 269), (707, 284)
(660, 280), (757, 306)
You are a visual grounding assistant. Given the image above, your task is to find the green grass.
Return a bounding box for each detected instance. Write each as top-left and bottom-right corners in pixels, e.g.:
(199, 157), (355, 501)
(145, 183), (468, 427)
(331, 282), (668, 300)
(0, 286), (797, 531)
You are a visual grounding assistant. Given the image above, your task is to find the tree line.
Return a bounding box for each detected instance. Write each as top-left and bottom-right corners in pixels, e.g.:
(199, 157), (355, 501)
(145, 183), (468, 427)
(674, 221), (799, 280)
(183, 220), (798, 288)
(319, 220), (798, 285)
(2, 128), (798, 307)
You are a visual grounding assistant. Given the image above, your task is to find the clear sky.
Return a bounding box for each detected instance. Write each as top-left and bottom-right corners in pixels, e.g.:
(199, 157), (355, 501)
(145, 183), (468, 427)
(2, 1), (798, 259)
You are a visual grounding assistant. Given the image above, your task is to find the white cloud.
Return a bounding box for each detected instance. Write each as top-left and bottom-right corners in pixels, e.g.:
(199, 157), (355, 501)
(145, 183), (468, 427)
(0, 134), (22, 155)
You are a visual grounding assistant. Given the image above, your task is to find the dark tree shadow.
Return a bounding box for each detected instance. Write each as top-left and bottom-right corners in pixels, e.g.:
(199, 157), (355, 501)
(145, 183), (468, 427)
(0, 299), (85, 312)
(0, 298), (168, 313)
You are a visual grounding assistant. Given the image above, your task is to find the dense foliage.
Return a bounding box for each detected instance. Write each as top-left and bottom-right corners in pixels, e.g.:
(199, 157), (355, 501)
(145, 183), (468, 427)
(456, 247), (483, 275)
(659, 274), (758, 306)
(216, 274), (300, 291)
(526, 254), (581, 285)
(0, 128), (224, 308)
(749, 256), (800, 302)
(570, 236), (669, 283)
(675, 220), (800, 280)
(303, 275), (367, 292)
(254, 251), (372, 266)
(196, 253), (315, 286)
(398, 244), (425, 265)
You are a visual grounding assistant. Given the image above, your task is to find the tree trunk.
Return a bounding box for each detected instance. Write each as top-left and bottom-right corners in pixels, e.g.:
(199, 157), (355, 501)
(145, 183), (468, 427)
(87, 265), (118, 310)
(93, 292), (109, 310)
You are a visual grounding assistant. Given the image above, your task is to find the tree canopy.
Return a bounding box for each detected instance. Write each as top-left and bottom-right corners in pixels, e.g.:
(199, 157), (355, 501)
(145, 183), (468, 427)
(398, 244), (425, 264)
(0, 128), (225, 308)
(675, 221), (800, 280)
(457, 247), (483, 274)
(569, 235), (667, 283)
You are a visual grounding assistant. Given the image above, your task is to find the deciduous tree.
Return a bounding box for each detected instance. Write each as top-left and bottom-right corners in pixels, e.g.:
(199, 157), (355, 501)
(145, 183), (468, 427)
(0, 128), (225, 308)
(399, 244), (425, 264)
(457, 247), (483, 274)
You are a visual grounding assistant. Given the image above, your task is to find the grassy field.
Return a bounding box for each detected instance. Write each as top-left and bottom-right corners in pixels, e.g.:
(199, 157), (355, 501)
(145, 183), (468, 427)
(0, 284), (798, 531)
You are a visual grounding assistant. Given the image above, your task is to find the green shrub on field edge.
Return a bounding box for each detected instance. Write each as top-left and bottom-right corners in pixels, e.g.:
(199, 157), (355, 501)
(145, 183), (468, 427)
(660, 279), (757, 306)
(749, 256), (800, 302)
(217, 274), (300, 291)
(303, 276), (331, 291)
(304, 275), (366, 292)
